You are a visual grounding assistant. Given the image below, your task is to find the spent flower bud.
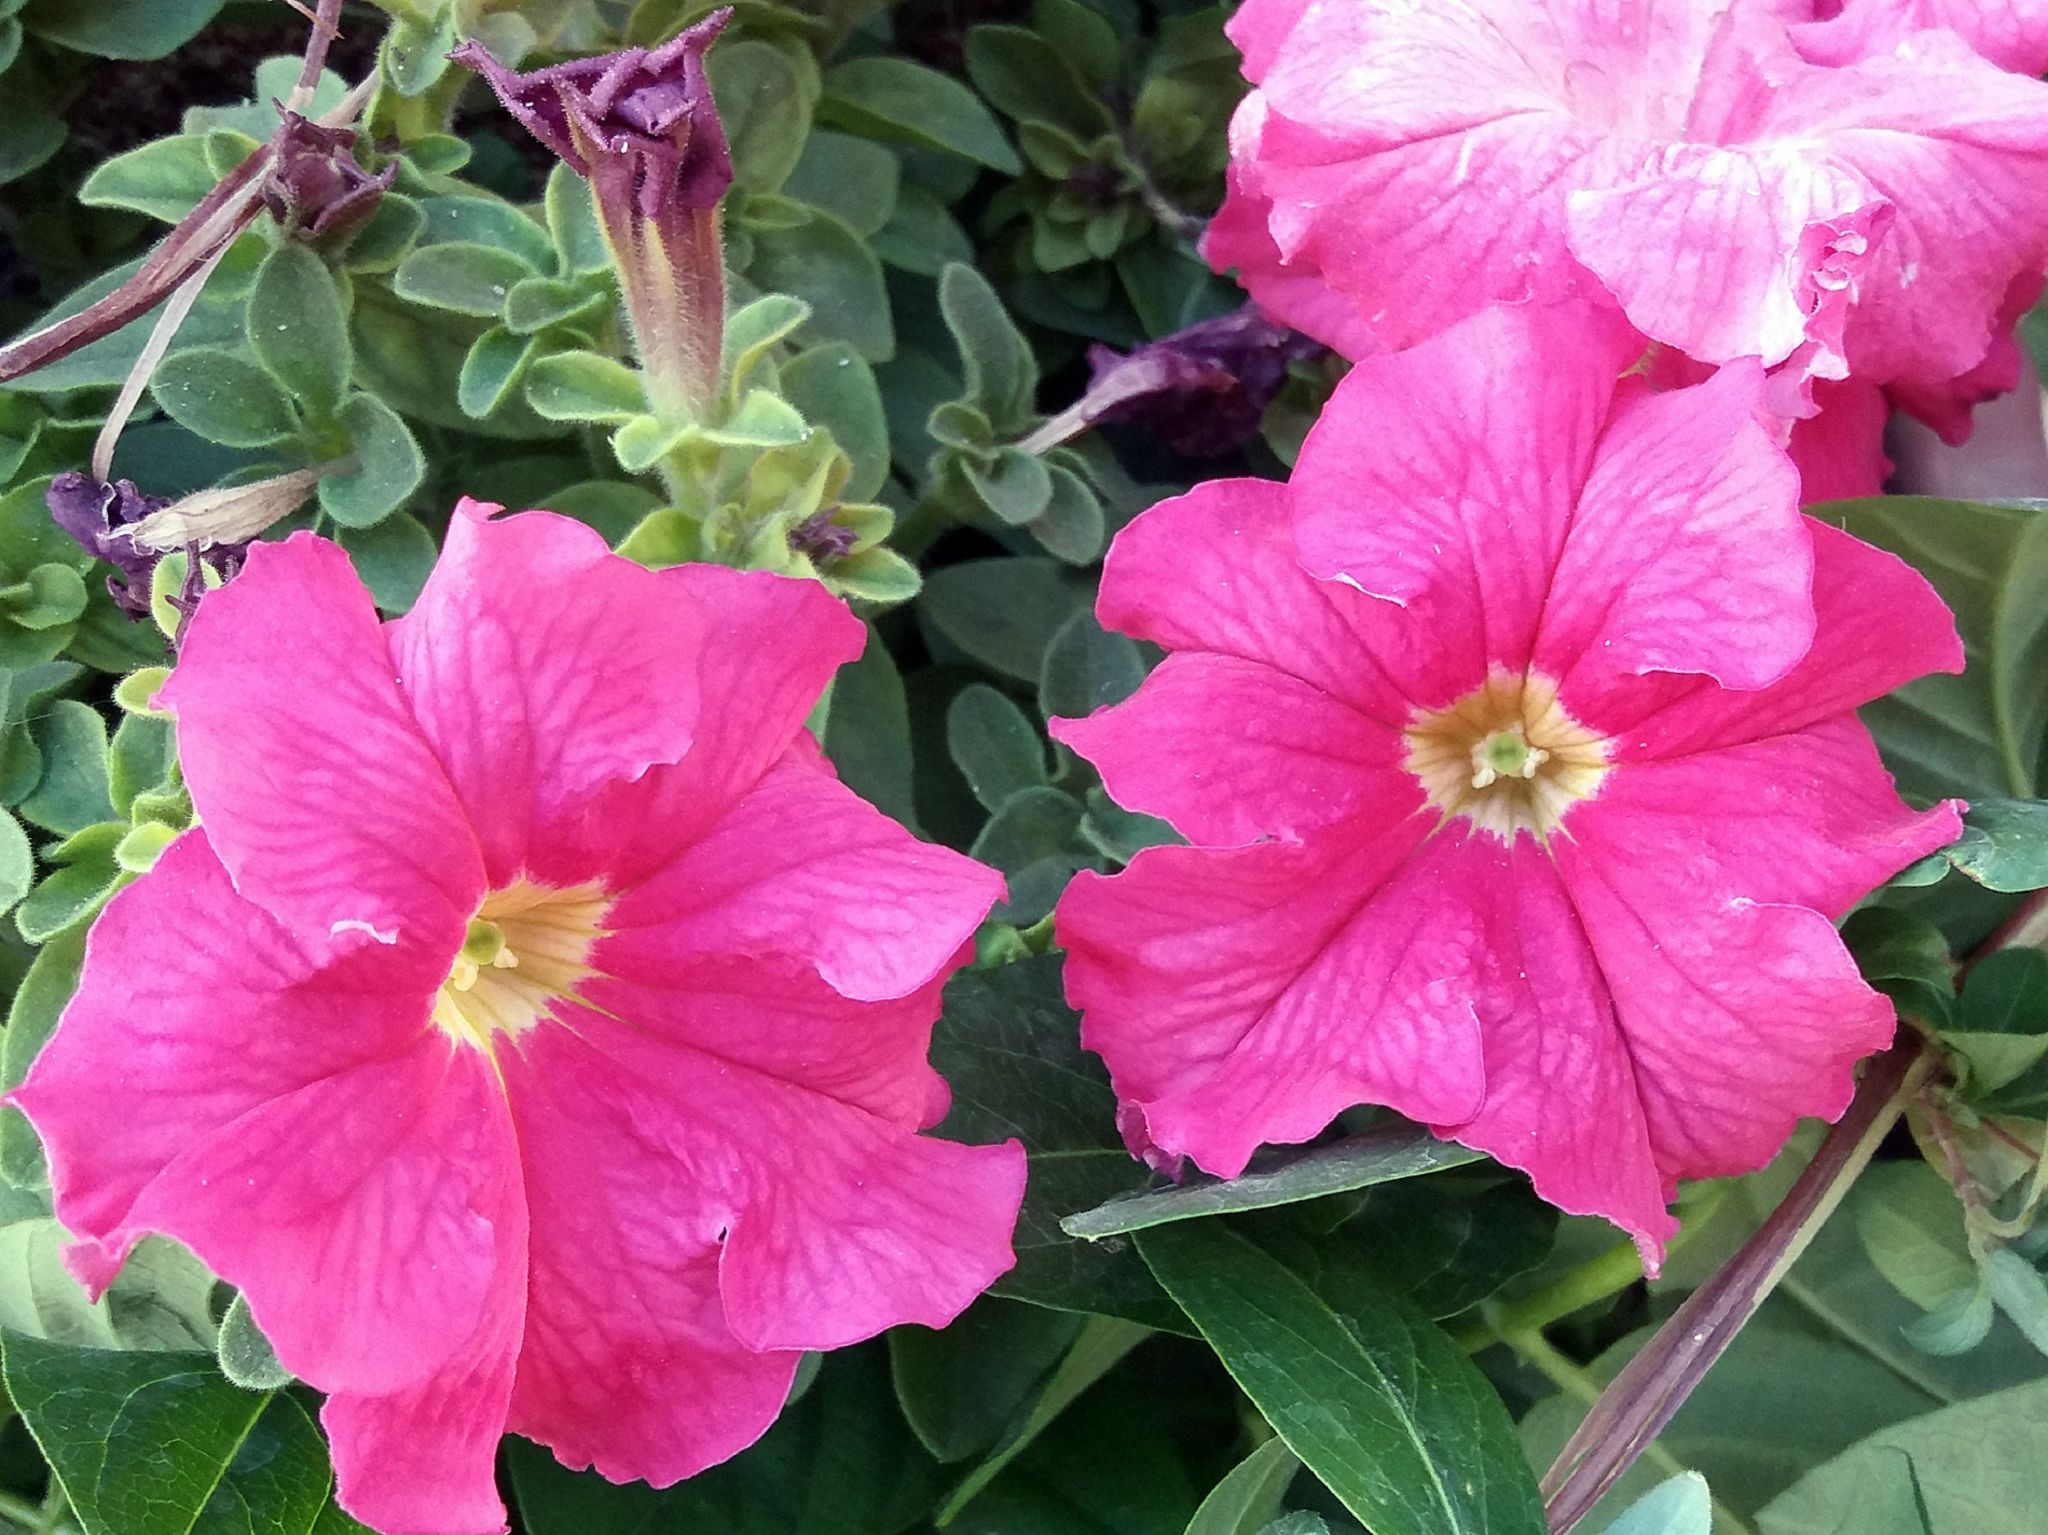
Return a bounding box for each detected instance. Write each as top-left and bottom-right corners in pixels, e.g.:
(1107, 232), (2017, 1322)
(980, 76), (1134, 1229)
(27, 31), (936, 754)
(454, 11), (735, 421)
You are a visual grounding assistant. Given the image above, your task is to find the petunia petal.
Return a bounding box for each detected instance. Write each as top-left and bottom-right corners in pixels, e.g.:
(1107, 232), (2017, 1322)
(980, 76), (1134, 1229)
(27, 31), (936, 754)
(1793, 0), (2048, 80)
(1786, 378), (1893, 502)
(324, 1224), (527, 1535)
(586, 950), (958, 1127)
(1052, 653), (1413, 848)
(1619, 517), (1963, 755)
(511, 1014), (1022, 1370)
(1537, 363), (1813, 722)
(1760, 35), (2048, 391)
(1569, 717), (1960, 918)
(1291, 304), (1639, 682)
(531, 566), (864, 889)
(388, 501), (705, 888)
(14, 835), (512, 1397)
(599, 742), (1003, 1004)
(501, 1029), (799, 1489)
(1565, 144), (1883, 376)
(1420, 839), (1674, 1259)
(1096, 477), (1419, 724)
(1555, 832), (1900, 1196)
(1057, 824), (1487, 1180)
(160, 535), (484, 947)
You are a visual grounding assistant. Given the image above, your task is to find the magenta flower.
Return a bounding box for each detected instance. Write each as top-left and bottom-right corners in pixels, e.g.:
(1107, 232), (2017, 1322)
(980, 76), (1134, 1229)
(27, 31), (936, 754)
(1210, 0), (2048, 447)
(1052, 305), (1962, 1261)
(13, 501), (1024, 1535)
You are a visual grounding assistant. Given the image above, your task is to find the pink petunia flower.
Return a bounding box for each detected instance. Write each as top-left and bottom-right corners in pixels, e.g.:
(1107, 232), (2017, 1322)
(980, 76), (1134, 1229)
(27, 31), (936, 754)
(1052, 304), (1962, 1262)
(12, 501), (1025, 1535)
(1209, 0), (2048, 460)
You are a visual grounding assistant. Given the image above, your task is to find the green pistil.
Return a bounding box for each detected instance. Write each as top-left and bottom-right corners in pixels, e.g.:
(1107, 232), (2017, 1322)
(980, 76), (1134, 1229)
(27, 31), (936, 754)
(461, 917), (509, 969)
(1470, 727), (1547, 789)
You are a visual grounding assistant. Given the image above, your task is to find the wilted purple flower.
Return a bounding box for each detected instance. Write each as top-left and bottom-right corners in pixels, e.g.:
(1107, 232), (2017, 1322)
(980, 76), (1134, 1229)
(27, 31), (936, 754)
(1073, 307), (1324, 458)
(453, 11), (735, 419)
(260, 112), (395, 243)
(46, 471), (246, 630)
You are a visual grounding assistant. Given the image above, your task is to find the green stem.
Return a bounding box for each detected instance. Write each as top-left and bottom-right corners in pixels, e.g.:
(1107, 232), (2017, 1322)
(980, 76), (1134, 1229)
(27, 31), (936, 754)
(1455, 1184), (1725, 1353)
(0, 1489), (47, 1533)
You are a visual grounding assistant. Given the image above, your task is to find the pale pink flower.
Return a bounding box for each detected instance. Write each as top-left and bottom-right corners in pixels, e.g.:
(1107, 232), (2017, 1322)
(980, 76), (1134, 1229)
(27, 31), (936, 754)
(1052, 305), (1961, 1261)
(1209, 0), (2048, 453)
(1794, 0), (2048, 78)
(14, 501), (1024, 1535)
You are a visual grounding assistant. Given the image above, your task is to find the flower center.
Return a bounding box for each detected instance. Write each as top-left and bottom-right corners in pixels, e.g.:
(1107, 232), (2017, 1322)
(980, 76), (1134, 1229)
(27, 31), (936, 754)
(1403, 670), (1612, 843)
(433, 880), (610, 1053)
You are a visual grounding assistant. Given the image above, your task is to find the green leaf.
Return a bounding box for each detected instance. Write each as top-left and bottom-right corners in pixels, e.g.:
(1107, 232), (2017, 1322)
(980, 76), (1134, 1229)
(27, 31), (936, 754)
(970, 785), (1089, 925)
(890, 1295), (1081, 1463)
(1184, 1437), (1301, 1535)
(0, 1219), (214, 1350)
(1064, 1121), (1484, 1240)
(545, 163), (609, 275)
(503, 276), (607, 337)
(780, 344), (890, 502)
(15, 822), (125, 944)
(9, 255), (248, 396)
(782, 130), (901, 238)
(393, 240), (533, 318)
(107, 711), (174, 818)
(418, 194), (554, 269)
(525, 351), (649, 424)
(216, 1292), (291, 1391)
(872, 183), (976, 276)
(1041, 609), (1147, 722)
(509, 1344), (936, 1535)
(150, 349), (299, 448)
(1598, 1473), (1712, 1535)
(1936, 798), (2048, 891)
(335, 513), (438, 615)
(1820, 497), (2048, 799)
(19, 700), (113, 837)
(921, 556), (1090, 682)
(711, 38), (819, 196)
(747, 205), (895, 362)
(458, 325), (542, 419)
(938, 263), (1038, 432)
(820, 57), (1020, 173)
(947, 684), (1048, 811)
(1842, 907), (1953, 1026)
(1033, 461), (1108, 565)
(2, 922), (84, 1186)
(820, 626), (916, 827)
(1901, 1285), (1996, 1358)
(0, 806), (27, 914)
(339, 192), (426, 275)
(1851, 1163), (1976, 1314)
(937, 1314), (1150, 1522)
(78, 133), (219, 222)
(1947, 948), (2048, 1107)
(1755, 1378), (2048, 1534)
(5, 1336), (366, 1535)
(929, 956), (1185, 1331)
(966, 24), (1118, 138)
(248, 243), (351, 416)
(1139, 1222), (1546, 1535)
(22, 0), (223, 58)
(1981, 1248), (2048, 1358)
(964, 447), (1055, 526)
(319, 393), (425, 527)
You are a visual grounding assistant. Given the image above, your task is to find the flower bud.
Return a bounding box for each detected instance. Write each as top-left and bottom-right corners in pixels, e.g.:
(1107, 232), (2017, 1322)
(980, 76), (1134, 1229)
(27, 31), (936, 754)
(454, 11), (735, 422)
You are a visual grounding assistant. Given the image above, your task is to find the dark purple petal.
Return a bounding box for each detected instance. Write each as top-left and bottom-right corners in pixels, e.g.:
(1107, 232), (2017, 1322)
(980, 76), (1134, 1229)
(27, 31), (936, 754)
(452, 9), (734, 218)
(1079, 307), (1324, 457)
(260, 113), (395, 243)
